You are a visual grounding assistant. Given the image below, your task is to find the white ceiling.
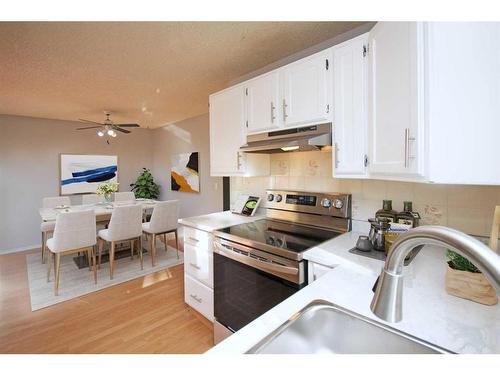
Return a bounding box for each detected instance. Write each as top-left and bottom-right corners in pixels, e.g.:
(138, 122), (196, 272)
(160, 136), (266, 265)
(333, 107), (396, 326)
(0, 22), (365, 128)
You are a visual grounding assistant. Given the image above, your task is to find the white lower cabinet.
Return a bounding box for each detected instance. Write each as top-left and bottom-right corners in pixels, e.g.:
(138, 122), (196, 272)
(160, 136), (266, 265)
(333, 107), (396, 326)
(184, 274), (214, 321)
(308, 261), (334, 284)
(184, 242), (213, 288)
(183, 226), (214, 321)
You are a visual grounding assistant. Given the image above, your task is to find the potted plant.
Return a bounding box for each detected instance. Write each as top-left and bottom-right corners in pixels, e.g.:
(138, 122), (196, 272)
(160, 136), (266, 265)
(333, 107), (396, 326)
(96, 182), (119, 203)
(130, 168), (160, 199)
(445, 249), (498, 305)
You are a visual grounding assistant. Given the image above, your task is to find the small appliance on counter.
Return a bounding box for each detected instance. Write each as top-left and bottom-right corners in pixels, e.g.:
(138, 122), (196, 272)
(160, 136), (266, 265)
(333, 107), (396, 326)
(231, 194), (262, 216)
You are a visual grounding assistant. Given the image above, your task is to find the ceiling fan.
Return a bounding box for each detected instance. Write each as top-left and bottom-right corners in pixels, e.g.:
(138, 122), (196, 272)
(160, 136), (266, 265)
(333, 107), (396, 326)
(76, 113), (140, 139)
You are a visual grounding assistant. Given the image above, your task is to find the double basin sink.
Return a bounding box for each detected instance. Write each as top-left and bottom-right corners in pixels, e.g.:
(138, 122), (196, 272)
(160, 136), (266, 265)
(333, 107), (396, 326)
(246, 300), (451, 354)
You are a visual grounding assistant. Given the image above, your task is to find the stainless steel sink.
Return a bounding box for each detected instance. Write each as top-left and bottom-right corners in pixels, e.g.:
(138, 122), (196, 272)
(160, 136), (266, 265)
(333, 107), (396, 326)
(246, 300), (452, 354)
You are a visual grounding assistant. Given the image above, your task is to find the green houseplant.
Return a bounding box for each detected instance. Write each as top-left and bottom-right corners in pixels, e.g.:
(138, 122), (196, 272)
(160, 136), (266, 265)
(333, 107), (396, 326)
(96, 182), (119, 203)
(130, 168), (160, 199)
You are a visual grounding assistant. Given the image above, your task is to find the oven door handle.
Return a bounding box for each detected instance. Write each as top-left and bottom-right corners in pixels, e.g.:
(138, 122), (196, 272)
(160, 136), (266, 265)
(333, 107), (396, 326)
(214, 242), (298, 276)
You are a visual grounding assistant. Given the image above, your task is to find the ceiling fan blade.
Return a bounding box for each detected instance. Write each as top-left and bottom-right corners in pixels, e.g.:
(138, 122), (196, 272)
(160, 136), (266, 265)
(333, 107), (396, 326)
(113, 127), (131, 134)
(115, 123), (140, 127)
(76, 126), (102, 130)
(78, 118), (104, 125)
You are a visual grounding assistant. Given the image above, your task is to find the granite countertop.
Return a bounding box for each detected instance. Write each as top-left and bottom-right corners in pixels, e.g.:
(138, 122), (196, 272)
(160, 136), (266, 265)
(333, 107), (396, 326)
(178, 210), (266, 232)
(208, 230), (500, 354)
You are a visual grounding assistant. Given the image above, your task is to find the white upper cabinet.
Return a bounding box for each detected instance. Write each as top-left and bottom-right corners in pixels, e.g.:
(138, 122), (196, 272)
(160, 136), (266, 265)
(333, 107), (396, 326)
(367, 22), (425, 180)
(209, 85), (247, 176)
(426, 22), (500, 185)
(332, 33), (369, 178)
(244, 71), (281, 133)
(282, 49), (332, 128)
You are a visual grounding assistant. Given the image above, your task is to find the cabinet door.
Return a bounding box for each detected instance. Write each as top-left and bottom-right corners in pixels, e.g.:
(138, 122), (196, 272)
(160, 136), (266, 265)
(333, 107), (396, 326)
(427, 22), (500, 185)
(333, 33), (369, 178)
(367, 22), (425, 178)
(245, 71), (281, 134)
(282, 50), (332, 128)
(209, 85), (247, 176)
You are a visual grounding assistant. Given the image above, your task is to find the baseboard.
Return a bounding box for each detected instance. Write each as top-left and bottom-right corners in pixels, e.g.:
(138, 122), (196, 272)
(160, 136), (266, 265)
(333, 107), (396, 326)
(0, 243), (40, 255)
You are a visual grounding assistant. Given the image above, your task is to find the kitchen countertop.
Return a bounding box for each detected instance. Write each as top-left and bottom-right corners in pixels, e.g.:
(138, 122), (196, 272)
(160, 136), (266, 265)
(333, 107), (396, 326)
(208, 230), (500, 354)
(178, 210), (266, 232)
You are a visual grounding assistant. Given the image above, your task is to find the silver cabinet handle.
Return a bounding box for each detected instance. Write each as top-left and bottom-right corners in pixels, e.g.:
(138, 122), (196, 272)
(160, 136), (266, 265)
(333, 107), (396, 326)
(189, 294), (202, 303)
(404, 128), (416, 168)
(189, 262), (201, 270)
(188, 237), (199, 243)
(237, 152), (243, 170)
(282, 99), (288, 121)
(334, 142), (340, 169)
(271, 102), (276, 123)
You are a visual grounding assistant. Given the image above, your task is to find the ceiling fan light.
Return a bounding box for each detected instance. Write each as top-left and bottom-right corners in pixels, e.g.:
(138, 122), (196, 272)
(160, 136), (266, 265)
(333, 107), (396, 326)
(107, 129), (114, 136)
(110, 131), (117, 138)
(97, 130), (104, 137)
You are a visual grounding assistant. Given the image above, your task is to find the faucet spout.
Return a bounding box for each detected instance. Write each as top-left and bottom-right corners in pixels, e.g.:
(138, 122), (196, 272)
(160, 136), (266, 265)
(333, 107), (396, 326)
(370, 225), (500, 323)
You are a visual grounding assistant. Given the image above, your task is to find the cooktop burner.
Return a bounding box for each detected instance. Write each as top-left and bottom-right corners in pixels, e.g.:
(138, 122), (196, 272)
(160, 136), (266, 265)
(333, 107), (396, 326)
(214, 219), (342, 260)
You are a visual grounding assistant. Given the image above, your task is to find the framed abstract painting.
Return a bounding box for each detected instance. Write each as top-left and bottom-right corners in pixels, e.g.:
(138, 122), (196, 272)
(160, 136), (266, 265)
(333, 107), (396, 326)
(171, 152), (199, 193)
(60, 154), (118, 195)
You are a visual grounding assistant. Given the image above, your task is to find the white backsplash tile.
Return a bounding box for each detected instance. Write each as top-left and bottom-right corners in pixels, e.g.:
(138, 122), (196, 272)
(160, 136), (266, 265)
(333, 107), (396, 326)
(231, 150), (500, 237)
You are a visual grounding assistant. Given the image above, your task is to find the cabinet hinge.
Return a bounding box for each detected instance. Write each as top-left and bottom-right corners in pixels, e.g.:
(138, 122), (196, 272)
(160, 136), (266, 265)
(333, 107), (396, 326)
(363, 44), (369, 57)
(325, 59), (329, 70)
(326, 104), (330, 114)
(364, 154), (369, 167)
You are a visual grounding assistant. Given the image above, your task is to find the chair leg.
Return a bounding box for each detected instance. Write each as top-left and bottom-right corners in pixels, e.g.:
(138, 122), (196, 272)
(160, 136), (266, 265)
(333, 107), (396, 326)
(130, 240), (134, 260)
(92, 245), (97, 284)
(98, 238), (104, 269)
(151, 234), (157, 267)
(47, 250), (53, 282)
(54, 253), (61, 296)
(41, 231), (46, 264)
(110, 241), (115, 279)
(175, 229), (180, 259)
(139, 236), (144, 270)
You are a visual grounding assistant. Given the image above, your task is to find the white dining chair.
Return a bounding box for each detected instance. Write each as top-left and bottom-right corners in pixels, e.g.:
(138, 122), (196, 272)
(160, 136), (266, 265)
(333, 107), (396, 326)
(97, 204), (143, 279)
(40, 196), (71, 264)
(46, 210), (97, 296)
(114, 191), (135, 202)
(142, 200), (180, 266)
(82, 193), (102, 205)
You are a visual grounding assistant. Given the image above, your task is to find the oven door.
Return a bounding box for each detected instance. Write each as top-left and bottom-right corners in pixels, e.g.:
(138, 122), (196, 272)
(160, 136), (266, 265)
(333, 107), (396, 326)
(213, 238), (306, 334)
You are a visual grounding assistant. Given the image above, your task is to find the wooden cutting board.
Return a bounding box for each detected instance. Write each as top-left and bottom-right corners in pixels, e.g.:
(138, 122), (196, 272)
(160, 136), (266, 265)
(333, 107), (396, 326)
(489, 205), (500, 253)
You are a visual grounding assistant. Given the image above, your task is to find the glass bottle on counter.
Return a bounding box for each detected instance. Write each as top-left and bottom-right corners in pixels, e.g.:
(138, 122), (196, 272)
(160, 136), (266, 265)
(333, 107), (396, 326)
(397, 201), (420, 227)
(375, 200), (398, 222)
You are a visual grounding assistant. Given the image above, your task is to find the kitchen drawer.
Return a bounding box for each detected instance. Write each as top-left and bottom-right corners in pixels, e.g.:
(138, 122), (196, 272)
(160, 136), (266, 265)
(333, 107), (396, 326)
(308, 261), (334, 284)
(185, 274), (214, 321)
(184, 242), (213, 288)
(183, 226), (212, 249)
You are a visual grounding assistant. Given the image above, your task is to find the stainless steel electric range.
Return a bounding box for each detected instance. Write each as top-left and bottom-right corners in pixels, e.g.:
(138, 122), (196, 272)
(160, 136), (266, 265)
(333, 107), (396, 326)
(212, 189), (352, 344)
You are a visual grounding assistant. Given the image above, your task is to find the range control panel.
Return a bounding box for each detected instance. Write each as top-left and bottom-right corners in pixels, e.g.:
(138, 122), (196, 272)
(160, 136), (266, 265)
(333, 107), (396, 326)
(265, 190), (351, 219)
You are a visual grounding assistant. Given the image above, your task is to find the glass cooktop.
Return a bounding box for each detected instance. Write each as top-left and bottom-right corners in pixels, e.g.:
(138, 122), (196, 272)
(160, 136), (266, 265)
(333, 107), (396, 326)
(216, 219), (341, 256)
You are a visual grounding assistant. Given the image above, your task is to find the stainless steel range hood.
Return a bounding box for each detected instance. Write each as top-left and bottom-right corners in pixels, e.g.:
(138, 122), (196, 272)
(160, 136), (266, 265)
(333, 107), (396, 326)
(239, 123), (332, 154)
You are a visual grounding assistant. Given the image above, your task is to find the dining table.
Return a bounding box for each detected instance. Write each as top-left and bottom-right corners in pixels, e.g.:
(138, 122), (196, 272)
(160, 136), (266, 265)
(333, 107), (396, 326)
(39, 198), (159, 223)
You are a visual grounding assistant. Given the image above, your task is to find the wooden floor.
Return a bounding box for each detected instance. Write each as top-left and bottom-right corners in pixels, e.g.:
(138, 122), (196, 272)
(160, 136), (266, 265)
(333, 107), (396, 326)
(0, 240), (214, 354)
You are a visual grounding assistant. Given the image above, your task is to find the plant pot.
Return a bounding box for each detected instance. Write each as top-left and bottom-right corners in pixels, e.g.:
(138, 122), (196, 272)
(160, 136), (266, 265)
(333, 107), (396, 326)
(445, 263), (498, 306)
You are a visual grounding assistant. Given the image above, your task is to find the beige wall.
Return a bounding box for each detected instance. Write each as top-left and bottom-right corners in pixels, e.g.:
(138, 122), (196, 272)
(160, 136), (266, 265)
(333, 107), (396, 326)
(0, 115), (154, 252)
(231, 150), (500, 237)
(151, 113), (223, 219)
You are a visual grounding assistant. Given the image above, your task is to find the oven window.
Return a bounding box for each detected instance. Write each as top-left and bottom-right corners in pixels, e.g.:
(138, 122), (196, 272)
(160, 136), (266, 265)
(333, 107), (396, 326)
(214, 253), (301, 332)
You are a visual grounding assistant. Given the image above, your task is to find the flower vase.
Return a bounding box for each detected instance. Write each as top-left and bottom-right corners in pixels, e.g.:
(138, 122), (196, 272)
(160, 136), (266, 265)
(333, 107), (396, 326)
(104, 192), (113, 203)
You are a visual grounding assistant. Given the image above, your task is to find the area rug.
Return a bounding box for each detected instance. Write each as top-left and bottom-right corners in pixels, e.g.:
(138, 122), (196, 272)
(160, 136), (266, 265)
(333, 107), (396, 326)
(26, 244), (184, 311)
